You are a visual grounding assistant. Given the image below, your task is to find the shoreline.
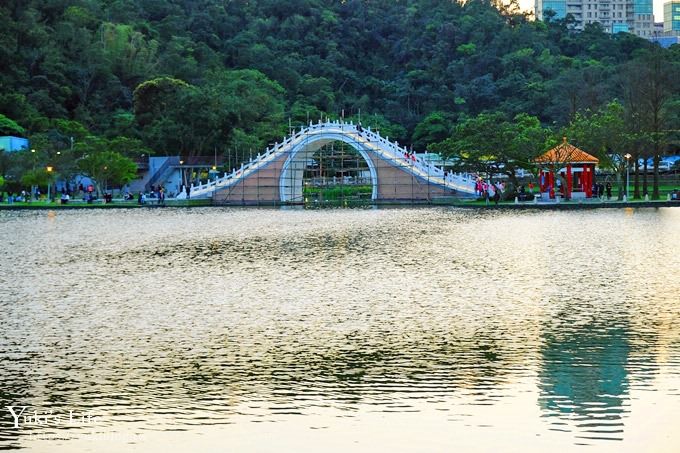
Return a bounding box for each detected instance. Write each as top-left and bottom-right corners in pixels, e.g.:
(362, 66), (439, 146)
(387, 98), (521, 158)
(1, 199), (678, 211)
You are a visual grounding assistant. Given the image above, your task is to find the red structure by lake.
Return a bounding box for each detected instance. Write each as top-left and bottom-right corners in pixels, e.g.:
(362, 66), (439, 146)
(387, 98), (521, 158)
(535, 138), (599, 200)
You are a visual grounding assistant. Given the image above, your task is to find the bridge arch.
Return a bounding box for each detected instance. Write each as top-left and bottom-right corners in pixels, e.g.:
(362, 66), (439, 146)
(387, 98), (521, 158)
(279, 132), (378, 202)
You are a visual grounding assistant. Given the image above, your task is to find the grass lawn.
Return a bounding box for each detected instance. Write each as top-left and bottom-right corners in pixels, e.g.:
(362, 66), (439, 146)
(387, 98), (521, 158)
(303, 185), (373, 200)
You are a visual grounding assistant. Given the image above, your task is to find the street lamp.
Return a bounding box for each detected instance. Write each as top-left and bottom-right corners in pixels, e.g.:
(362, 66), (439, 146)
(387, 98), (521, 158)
(46, 166), (53, 203)
(30, 149), (37, 200)
(624, 153), (631, 202)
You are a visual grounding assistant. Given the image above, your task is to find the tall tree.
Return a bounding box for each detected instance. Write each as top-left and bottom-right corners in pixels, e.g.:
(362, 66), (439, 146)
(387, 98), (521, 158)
(565, 102), (633, 200)
(431, 112), (551, 188)
(77, 151), (137, 196)
(622, 49), (679, 199)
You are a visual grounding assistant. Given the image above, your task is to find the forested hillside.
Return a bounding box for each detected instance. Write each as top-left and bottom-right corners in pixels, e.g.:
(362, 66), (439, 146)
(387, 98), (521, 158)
(0, 0), (678, 164)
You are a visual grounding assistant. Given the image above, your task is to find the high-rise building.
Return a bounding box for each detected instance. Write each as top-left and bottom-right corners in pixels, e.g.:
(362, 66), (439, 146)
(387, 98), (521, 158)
(664, 1), (680, 34)
(535, 0), (655, 37)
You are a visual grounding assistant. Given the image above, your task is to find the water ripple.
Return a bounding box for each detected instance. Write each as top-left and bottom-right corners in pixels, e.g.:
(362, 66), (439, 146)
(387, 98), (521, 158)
(0, 207), (679, 451)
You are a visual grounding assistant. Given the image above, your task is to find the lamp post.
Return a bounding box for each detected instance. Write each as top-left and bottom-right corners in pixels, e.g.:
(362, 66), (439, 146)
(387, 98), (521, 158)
(29, 149), (37, 200)
(624, 153), (631, 202)
(179, 160), (185, 191)
(46, 166), (53, 203)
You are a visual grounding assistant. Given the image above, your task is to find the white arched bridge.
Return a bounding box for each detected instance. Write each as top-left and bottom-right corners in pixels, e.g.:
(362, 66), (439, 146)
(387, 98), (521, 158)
(176, 121), (478, 204)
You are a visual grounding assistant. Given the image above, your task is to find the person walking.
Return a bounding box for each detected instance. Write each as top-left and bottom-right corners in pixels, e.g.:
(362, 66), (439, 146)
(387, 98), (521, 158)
(606, 182), (612, 199)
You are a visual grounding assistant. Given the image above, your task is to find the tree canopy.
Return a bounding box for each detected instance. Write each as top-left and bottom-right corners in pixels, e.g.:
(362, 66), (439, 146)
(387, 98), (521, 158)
(77, 151), (138, 196)
(0, 0), (678, 197)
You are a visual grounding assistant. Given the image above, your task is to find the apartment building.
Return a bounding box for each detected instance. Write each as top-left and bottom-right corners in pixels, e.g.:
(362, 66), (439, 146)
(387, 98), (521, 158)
(664, 1), (680, 34)
(535, 0), (655, 37)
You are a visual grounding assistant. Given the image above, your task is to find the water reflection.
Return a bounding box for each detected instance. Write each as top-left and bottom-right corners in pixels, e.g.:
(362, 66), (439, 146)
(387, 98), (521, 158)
(0, 207), (679, 451)
(539, 317), (631, 441)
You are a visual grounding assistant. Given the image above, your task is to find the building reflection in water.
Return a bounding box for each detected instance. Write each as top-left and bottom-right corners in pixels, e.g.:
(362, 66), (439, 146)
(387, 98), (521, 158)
(539, 314), (631, 442)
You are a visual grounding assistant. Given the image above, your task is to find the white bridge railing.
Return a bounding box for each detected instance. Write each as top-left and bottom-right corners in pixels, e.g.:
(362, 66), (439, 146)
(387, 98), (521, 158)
(175, 120), (477, 200)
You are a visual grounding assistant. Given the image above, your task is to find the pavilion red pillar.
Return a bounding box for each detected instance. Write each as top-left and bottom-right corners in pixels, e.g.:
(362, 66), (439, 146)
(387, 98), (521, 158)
(566, 164), (572, 199)
(585, 165), (592, 197)
(540, 170), (547, 192)
(591, 164), (596, 196)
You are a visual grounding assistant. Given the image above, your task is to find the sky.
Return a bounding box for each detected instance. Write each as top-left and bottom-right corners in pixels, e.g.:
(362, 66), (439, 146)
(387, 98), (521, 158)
(517, 0), (667, 22)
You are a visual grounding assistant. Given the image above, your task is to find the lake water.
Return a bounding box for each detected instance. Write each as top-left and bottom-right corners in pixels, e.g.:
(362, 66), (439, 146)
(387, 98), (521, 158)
(0, 207), (679, 452)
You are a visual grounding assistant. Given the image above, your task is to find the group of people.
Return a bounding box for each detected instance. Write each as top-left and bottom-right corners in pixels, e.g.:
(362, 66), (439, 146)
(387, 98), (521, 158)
(2, 183), (176, 205)
(591, 182), (613, 199)
(138, 185), (166, 205)
(2, 186), (78, 203)
(2, 190), (29, 203)
(471, 178), (507, 205)
(402, 151), (417, 162)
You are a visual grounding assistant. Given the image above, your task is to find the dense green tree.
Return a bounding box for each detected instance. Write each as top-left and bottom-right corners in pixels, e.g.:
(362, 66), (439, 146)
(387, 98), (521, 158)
(0, 0), (677, 189)
(565, 102), (633, 200)
(619, 49), (679, 198)
(0, 114), (26, 136)
(411, 112), (452, 152)
(21, 168), (56, 198)
(77, 151), (137, 196)
(432, 112), (552, 187)
(204, 69), (286, 153)
(133, 77), (193, 127)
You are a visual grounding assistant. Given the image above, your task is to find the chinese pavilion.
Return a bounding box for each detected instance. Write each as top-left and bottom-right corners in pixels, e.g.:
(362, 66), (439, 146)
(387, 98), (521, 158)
(534, 138), (599, 199)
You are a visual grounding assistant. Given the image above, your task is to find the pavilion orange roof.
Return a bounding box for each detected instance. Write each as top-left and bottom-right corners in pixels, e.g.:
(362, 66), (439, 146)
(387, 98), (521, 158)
(534, 138), (599, 164)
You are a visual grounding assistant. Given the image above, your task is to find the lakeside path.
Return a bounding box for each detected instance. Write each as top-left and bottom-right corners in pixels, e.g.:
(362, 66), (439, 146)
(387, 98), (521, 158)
(1, 199), (679, 210)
